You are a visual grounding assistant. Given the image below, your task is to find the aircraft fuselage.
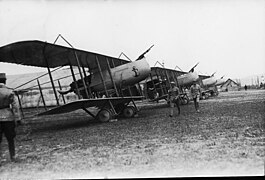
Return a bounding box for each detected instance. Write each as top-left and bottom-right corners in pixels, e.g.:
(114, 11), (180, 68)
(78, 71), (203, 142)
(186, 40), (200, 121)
(215, 78), (226, 86)
(90, 58), (151, 91)
(177, 71), (199, 87)
(202, 76), (217, 87)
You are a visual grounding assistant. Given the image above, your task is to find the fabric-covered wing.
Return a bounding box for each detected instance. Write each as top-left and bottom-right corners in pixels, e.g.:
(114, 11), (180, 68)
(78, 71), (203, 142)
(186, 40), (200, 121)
(150, 67), (186, 77)
(37, 96), (143, 116)
(0, 40), (129, 72)
(199, 74), (210, 80)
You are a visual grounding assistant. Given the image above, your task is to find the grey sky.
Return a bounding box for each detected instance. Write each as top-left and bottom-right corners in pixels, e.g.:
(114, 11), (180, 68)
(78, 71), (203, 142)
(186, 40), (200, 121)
(0, 0), (264, 79)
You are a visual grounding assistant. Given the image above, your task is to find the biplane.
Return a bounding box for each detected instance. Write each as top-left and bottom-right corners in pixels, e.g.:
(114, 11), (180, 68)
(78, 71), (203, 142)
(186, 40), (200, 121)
(144, 62), (200, 105)
(215, 76), (226, 86)
(0, 37), (152, 122)
(201, 72), (217, 87)
(200, 73), (226, 98)
(199, 72), (218, 98)
(145, 62), (200, 104)
(176, 62), (200, 87)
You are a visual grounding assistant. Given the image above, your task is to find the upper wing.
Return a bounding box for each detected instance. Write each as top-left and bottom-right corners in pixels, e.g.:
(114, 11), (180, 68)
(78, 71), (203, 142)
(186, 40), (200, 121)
(150, 67), (186, 77)
(0, 40), (129, 72)
(37, 96), (143, 116)
(199, 74), (211, 80)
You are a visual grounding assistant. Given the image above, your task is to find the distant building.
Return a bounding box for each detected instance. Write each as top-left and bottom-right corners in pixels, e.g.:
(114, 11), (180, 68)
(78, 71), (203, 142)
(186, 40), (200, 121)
(220, 78), (240, 92)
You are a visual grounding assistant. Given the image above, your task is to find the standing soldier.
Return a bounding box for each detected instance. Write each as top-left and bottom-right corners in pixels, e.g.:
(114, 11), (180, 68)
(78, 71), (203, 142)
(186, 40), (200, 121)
(0, 73), (21, 162)
(168, 82), (180, 117)
(190, 80), (201, 112)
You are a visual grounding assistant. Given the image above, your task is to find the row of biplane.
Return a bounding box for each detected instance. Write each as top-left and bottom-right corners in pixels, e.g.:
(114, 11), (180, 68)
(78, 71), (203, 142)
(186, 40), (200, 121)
(0, 35), (227, 122)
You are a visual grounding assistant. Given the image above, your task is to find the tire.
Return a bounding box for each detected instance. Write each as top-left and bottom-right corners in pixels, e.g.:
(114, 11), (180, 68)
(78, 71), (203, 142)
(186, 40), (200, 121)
(97, 109), (112, 122)
(180, 96), (189, 105)
(123, 106), (135, 118)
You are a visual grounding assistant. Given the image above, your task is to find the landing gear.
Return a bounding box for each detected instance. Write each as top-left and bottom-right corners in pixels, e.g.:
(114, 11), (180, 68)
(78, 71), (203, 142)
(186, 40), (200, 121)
(96, 105), (137, 122)
(96, 109), (112, 122)
(180, 95), (189, 105)
(84, 98), (141, 122)
(122, 106), (136, 118)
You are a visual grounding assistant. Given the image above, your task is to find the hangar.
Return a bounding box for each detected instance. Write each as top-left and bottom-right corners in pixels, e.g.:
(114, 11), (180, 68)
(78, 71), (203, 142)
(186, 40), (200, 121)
(220, 78), (240, 92)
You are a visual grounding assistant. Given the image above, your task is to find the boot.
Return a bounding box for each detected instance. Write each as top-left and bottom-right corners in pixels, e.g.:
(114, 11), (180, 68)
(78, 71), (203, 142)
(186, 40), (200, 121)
(8, 139), (16, 162)
(169, 109), (173, 117)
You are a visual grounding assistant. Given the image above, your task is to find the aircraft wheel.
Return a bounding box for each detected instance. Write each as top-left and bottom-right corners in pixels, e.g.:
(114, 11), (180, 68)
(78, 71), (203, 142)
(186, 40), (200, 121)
(97, 109), (112, 122)
(123, 106), (135, 118)
(180, 97), (189, 105)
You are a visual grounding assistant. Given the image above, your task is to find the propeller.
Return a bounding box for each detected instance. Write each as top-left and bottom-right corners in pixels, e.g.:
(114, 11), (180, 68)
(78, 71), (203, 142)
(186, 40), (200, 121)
(210, 72), (216, 77)
(117, 44), (154, 61)
(188, 62), (199, 73)
(136, 45), (154, 61)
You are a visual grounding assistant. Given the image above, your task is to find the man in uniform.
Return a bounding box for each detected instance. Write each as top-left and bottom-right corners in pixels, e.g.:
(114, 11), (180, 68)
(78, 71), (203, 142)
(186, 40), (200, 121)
(190, 80), (201, 112)
(168, 82), (180, 117)
(0, 73), (21, 162)
(58, 75), (92, 98)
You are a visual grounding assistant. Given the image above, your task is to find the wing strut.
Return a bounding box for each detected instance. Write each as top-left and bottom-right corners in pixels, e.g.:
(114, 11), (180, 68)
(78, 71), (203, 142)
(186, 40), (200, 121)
(43, 43), (60, 106)
(154, 68), (165, 96)
(72, 50), (89, 99)
(15, 91), (25, 118)
(159, 68), (168, 95)
(106, 57), (119, 96)
(84, 54), (94, 98)
(171, 71), (179, 87)
(37, 79), (47, 110)
(95, 55), (109, 97)
(68, 60), (81, 99)
(164, 68), (172, 89)
(57, 80), (66, 104)
(82, 108), (96, 118)
(54, 34), (89, 99)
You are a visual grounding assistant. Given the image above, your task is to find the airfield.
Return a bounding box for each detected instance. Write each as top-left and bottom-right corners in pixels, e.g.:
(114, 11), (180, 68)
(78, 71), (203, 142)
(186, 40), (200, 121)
(0, 89), (264, 178)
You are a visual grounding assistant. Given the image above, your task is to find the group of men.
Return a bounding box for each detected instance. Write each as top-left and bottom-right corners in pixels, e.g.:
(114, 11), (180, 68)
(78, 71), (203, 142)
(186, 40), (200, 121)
(168, 80), (202, 117)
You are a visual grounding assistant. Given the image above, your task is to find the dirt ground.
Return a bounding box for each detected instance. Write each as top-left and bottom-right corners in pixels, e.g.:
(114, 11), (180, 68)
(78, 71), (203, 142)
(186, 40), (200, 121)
(0, 89), (264, 178)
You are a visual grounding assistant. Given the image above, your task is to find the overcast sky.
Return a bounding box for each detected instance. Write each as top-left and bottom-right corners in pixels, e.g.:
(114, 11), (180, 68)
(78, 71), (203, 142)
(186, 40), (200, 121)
(0, 0), (264, 79)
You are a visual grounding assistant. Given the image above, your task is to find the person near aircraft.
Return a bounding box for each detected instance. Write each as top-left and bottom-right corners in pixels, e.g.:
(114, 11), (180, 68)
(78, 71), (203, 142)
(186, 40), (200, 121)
(190, 80), (201, 112)
(168, 82), (180, 117)
(0, 73), (21, 163)
(259, 83), (262, 88)
(58, 75), (92, 98)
